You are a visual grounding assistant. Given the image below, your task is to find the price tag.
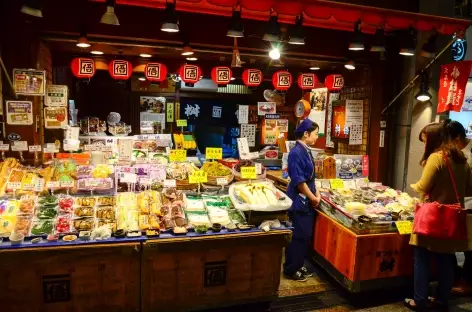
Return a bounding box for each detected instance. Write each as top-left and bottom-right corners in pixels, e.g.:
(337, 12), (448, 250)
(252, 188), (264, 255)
(315, 181), (322, 189)
(60, 181), (74, 188)
(343, 180), (357, 189)
(120, 172), (137, 184)
(241, 166), (256, 179)
(395, 221), (413, 235)
(169, 149), (187, 162)
(330, 179), (345, 190)
(102, 146), (113, 152)
(119, 139), (133, 161)
(355, 178), (369, 189)
(7, 182), (22, 190)
(156, 139), (170, 147)
(43, 143), (59, 153)
(164, 179), (176, 188)
(206, 147), (222, 160)
(139, 178), (152, 185)
(0, 144), (10, 151)
(22, 183), (35, 191)
(84, 144), (97, 151)
(189, 170), (208, 184)
(11, 141), (28, 152)
(255, 163), (262, 175)
(29, 145), (42, 152)
(321, 180), (331, 189)
(176, 119), (188, 127)
(34, 178), (45, 192)
(216, 177), (228, 186)
(46, 181), (60, 189)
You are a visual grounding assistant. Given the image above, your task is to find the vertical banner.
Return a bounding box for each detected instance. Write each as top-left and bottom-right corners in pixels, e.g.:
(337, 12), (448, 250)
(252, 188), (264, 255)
(437, 61), (472, 113)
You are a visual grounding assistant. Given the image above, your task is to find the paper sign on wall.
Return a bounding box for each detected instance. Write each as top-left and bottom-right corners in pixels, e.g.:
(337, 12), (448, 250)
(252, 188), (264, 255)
(13, 69), (46, 96)
(6, 101), (33, 125)
(44, 107), (68, 129)
(240, 124), (256, 147)
(45, 85), (68, 106)
(166, 102), (174, 122)
(118, 139), (133, 161)
(238, 105), (248, 124)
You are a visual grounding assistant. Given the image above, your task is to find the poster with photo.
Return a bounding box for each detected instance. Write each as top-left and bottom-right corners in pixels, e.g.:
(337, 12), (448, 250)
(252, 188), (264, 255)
(277, 119), (289, 132)
(13, 69), (46, 96)
(44, 107), (68, 129)
(257, 102), (276, 116)
(308, 87), (328, 135)
(140, 96), (166, 113)
(6, 101), (33, 125)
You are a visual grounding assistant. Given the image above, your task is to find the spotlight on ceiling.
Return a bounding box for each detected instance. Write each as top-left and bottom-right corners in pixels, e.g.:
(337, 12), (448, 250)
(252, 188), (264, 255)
(76, 29), (90, 48)
(138, 77), (146, 81)
(415, 73), (432, 102)
(345, 60), (356, 70)
(420, 31), (437, 58)
(263, 13), (280, 42)
(186, 57), (198, 61)
(161, 0), (179, 33)
(288, 15), (305, 45)
(269, 47), (281, 60)
(349, 20), (364, 51)
(91, 51), (104, 55)
(140, 53), (152, 58)
(310, 66), (320, 70)
(227, 8), (244, 38)
(21, 0), (43, 18)
(370, 28), (386, 52)
(181, 44), (194, 56)
(101, 0), (120, 26)
(399, 27), (416, 56)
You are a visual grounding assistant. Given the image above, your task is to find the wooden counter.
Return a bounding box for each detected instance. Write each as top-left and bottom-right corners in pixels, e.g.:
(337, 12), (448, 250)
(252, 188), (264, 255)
(266, 170), (289, 192)
(312, 211), (413, 292)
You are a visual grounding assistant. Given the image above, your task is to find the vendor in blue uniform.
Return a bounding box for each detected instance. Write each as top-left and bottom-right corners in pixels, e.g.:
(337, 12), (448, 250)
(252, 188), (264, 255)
(283, 119), (321, 282)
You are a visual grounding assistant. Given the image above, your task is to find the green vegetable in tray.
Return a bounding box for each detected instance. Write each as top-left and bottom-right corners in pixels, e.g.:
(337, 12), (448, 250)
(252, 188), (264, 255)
(39, 195), (57, 206)
(228, 209), (245, 224)
(31, 220), (54, 235)
(36, 206), (57, 219)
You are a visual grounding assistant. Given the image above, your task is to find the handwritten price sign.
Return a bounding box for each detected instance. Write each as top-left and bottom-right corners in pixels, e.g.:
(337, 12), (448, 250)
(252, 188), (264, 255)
(206, 147), (222, 160)
(330, 179), (345, 190)
(169, 149), (187, 162)
(176, 119), (188, 127)
(241, 167), (256, 179)
(395, 221), (413, 235)
(189, 170), (208, 184)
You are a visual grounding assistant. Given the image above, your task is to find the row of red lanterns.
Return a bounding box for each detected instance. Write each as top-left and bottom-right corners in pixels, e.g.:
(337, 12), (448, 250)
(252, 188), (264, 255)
(71, 58), (344, 91)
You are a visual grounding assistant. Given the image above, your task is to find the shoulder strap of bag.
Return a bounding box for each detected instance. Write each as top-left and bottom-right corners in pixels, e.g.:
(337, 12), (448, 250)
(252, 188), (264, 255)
(444, 155), (461, 204)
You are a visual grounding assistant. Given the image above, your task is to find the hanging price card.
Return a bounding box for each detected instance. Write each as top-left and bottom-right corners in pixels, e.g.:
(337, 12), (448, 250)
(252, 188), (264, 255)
(11, 141), (28, 151)
(330, 179), (345, 190)
(241, 166), (256, 179)
(189, 170), (208, 184)
(7, 182), (22, 190)
(164, 179), (176, 188)
(206, 147), (222, 160)
(343, 180), (357, 189)
(216, 177), (228, 186)
(395, 221), (413, 235)
(255, 163), (262, 175)
(176, 119), (187, 127)
(169, 149), (187, 162)
(320, 180), (331, 189)
(34, 178), (45, 192)
(60, 181), (74, 188)
(29, 145), (42, 152)
(22, 183), (35, 191)
(0, 144), (10, 151)
(46, 181), (60, 189)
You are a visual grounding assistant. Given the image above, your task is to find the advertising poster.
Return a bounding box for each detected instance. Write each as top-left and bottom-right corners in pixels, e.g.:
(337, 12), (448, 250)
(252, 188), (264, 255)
(45, 85), (68, 106)
(257, 102), (276, 116)
(6, 101), (33, 125)
(44, 107), (68, 129)
(308, 87), (328, 135)
(13, 69), (46, 96)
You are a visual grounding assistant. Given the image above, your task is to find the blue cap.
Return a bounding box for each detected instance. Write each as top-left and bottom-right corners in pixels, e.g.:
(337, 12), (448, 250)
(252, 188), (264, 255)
(295, 119), (316, 136)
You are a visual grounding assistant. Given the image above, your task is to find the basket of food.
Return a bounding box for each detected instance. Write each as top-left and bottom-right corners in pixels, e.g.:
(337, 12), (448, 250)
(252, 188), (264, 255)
(233, 160), (267, 181)
(201, 161), (233, 186)
(166, 162), (199, 190)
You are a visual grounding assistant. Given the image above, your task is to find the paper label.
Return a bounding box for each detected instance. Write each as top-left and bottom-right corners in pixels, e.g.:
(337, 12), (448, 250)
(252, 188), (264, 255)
(84, 144), (99, 151)
(315, 181), (322, 189)
(330, 179), (345, 190)
(120, 172), (137, 184)
(189, 171), (208, 184)
(119, 139), (133, 161)
(0, 144), (10, 151)
(7, 182), (21, 190)
(169, 149), (187, 162)
(29, 145), (41, 152)
(34, 178), (44, 192)
(241, 167), (256, 179)
(216, 178), (228, 186)
(206, 147), (222, 160)
(176, 119), (187, 127)
(60, 181), (74, 188)
(255, 163), (262, 175)
(164, 179), (176, 188)
(395, 221), (413, 235)
(46, 181), (60, 189)
(11, 141), (28, 151)
(343, 180), (357, 189)
(321, 180), (331, 189)
(22, 183), (35, 191)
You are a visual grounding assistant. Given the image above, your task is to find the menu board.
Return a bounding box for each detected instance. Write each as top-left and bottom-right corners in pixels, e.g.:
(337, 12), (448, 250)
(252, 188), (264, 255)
(6, 101), (33, 125)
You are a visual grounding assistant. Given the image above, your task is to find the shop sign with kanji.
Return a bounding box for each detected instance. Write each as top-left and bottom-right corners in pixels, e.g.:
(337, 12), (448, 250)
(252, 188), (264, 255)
(437, 61), (472, 113)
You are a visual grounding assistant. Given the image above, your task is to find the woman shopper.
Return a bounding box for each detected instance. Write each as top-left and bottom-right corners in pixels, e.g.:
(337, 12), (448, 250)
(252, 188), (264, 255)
(405, 122), (472, 311)
(283, 119), (321, 282)
(443, 120), (472, 295)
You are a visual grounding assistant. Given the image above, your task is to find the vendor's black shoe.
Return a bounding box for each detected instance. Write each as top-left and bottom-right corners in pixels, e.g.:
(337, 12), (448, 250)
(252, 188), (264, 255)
(299, 266), (313, 278)
(283, 271), (307, 282)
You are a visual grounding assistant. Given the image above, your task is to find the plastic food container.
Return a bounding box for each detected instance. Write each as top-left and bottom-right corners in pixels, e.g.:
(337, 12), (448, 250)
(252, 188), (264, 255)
(9, 233), (24, 245)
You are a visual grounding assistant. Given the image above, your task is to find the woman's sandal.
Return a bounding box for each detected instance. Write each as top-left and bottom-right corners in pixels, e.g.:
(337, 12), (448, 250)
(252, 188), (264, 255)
(404, 299), (426, 311)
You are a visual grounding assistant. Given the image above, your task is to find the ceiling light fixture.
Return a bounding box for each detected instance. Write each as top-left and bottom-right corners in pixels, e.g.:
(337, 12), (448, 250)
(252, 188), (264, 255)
(288, 15), (305, 45)
(420, 31), (437, 58)
(186, 57), (198, 61)
(263, 11), (280, 42)
(415, 73), (432, 102)
(309, 66), (320, 70)
(227, 7), (244, 38)
(101, 0), (120, 26)
(76, 29), (91, 48)
(161, 0), (179, 33)
(349, 20), (364, 51)
(269, 47), (280, 60)
(181, 44), (194, 56)
(399, 27), (416, 56)
(91, 51), (104, 55)
(21, 0), (43, 18)
(139, 77), (146, 81)
(344, 60), (356, 70)
(370, 28), (386, 52)
(231, 77), (236, 81)
(140, 53), (152, 58)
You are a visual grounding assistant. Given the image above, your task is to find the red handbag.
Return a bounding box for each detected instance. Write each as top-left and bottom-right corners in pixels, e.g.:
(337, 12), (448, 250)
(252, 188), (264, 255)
(413, 156), (468, 240)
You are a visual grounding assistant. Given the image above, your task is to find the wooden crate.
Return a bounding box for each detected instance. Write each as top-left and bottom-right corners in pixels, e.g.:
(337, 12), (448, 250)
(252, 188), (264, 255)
(313, 212), (413, 292)
(141, 230), (291, 312)
(0, 243), (141, 312)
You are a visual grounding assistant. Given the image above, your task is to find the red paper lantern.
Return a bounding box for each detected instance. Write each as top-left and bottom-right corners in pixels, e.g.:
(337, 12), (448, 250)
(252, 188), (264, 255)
(324, 74), (344, 91)
(242, 69), (262, 87)
(211, 66), (232, 85)
(145, 63), (168, 82)
(108, 60), (133, 80)
(272, 70), (292, 91)
(179, 64), (201, 86)
(71, 58), (96, 79)
(297, 73), (317, 90)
